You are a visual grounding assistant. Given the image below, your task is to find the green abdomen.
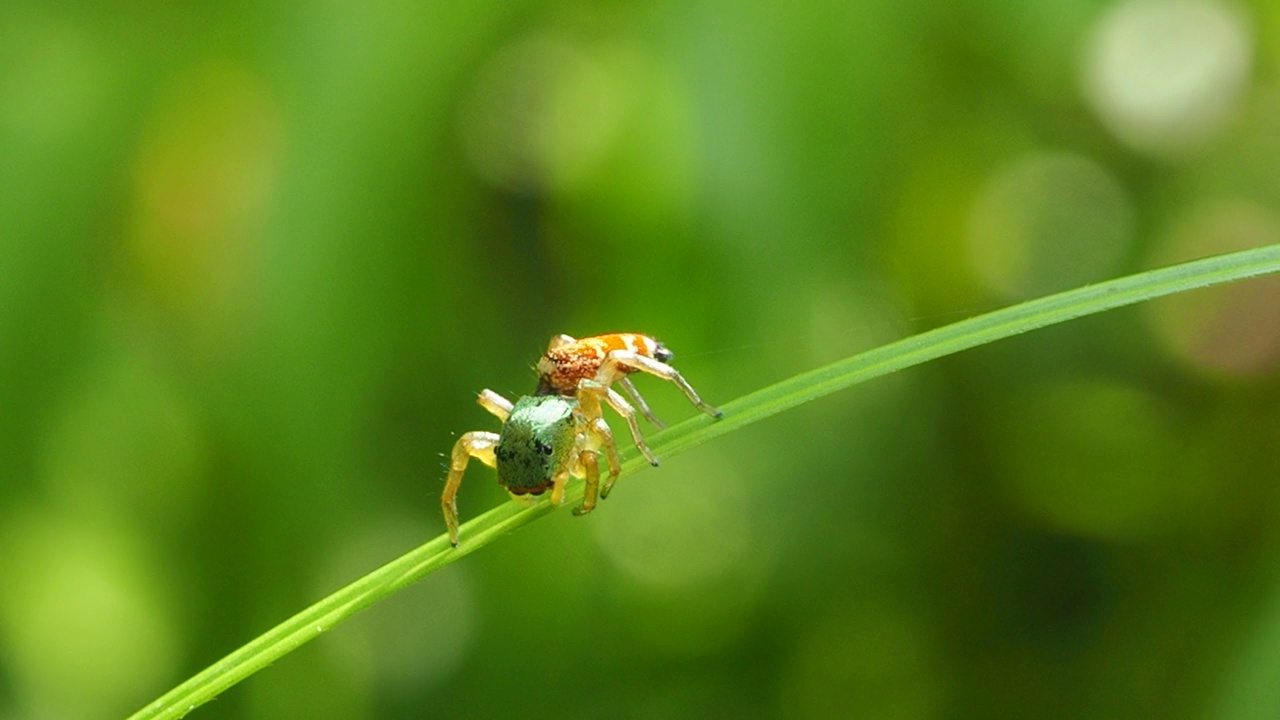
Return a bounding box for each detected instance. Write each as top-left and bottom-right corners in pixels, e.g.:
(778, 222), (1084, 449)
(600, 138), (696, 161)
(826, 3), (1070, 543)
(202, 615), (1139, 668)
(494, 395), (576, 495)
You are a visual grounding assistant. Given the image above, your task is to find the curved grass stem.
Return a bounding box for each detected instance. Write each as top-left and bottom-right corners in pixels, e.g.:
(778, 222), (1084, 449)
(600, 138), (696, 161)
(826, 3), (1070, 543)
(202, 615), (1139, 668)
(128, 243), (1280, 720)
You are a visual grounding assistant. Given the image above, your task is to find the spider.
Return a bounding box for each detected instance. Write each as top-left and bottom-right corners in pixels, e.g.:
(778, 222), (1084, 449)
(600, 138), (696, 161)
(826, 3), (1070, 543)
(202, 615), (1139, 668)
(535, 333), (722, 466)
(440, 388), (620, 547)
(441, 333), (721, 547)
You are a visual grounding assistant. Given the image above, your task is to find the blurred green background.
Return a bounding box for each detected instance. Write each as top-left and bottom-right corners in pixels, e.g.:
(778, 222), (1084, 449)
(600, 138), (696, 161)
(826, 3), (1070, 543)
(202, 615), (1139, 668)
(3, 0), (1280, 718)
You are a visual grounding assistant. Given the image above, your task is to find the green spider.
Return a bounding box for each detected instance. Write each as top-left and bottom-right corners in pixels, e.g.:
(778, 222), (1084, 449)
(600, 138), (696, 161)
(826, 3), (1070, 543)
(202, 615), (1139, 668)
(440, 388), (620, 547)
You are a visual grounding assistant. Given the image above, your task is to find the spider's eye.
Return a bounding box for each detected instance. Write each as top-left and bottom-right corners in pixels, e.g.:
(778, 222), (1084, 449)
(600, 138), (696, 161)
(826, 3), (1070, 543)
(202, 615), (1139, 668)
(534, 439), (554, 456)
(654, 343), (673, 363)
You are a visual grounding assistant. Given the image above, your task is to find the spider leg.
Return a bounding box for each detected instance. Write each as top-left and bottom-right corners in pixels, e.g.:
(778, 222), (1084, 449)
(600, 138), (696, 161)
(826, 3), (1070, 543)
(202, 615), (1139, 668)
(572, 449), (600, 516)
(592, 415), (623, 500)
(442, 431), (500, 547)
(605, 387), (660, 466)
(549, 469), (571, 506)
(618, 376), (665, 429)
(597, 351), (723, 419)
(579, 379), (660, 466)
(476, 389), (513, 421)
(573, 379), (627, 498)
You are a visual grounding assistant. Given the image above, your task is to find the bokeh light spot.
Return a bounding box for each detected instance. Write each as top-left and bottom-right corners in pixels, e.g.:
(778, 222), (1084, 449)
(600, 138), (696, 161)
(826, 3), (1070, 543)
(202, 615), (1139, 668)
(992, 379), (1211, 540)
(0, 14), (107, 144)
(592, 450), (754, 588)
(781, 603), (941, 720)
(968, 153), (1132, 299)
(316, 515), (475, 692)
(1146, 201), (1280, 376)
(1082, 0), (1253, 156)
(0, 512), (178, 719)
(613, 577), (765, 658)
(129, 62), (281, 349)
(590, 450), (774, 658)
(39, 340), (206, 517)
(458, 34), (623, 195)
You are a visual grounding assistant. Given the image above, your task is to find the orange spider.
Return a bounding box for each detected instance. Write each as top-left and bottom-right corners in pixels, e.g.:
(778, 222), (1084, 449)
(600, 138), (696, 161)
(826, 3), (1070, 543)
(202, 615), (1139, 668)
(535, 333), (722, 470)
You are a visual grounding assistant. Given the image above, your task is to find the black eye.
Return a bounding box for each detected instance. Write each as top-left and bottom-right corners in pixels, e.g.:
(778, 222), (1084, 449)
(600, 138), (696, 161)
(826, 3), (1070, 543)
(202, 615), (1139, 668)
(534, 440), (553, 456)
(654, 343), (673, 363)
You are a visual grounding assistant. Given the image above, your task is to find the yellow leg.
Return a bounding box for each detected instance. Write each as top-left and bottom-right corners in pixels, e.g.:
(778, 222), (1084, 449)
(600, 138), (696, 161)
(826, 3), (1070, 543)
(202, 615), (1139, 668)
(476, 389), (514, 421)
(442, 431), (499, 547)
(572, 382), (621, 499)
(573, 450), (600, 516)
(597, 351), (723, 418)
(619, 376), (665, 428)
(595, 417), (623, 499)
(550, 470), (571, 506)
(579, 379), (659, 466)
(606, 387), (659, 466)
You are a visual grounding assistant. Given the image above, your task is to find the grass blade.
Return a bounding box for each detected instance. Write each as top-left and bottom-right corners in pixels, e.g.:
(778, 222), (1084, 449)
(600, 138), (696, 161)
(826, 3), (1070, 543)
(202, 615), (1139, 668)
(129, 243), (1280, 720)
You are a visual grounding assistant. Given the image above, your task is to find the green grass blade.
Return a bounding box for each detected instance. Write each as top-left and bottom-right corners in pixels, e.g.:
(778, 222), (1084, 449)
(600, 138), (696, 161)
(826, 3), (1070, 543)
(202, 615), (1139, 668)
(128, 243), (1280, 720)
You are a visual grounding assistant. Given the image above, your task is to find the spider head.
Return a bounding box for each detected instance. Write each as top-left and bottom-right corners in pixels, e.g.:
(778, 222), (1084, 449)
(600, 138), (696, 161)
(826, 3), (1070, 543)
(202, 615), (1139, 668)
(495, 395), (577, 495)
(653, 341), (673, 363)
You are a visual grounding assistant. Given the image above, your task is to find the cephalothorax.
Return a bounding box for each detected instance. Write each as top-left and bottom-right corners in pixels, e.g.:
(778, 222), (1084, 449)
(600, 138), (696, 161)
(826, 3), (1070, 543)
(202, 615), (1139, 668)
(442, 333), (720, 547)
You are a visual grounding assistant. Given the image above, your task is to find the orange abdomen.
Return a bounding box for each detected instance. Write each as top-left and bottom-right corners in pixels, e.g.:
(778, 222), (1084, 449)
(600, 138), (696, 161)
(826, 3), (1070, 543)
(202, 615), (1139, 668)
(535, 333), (667, 396)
